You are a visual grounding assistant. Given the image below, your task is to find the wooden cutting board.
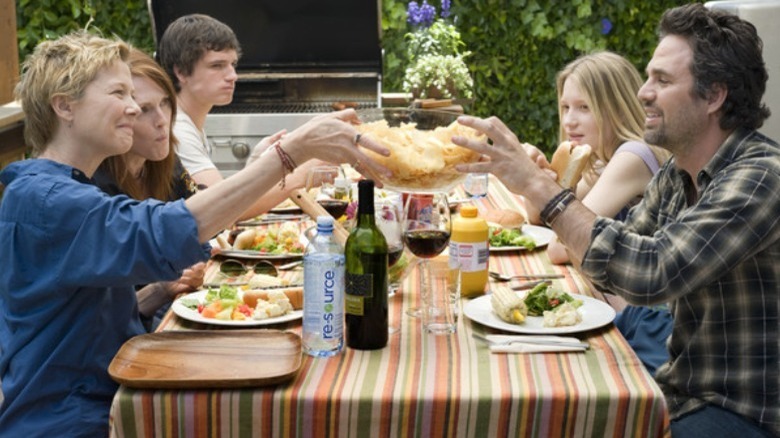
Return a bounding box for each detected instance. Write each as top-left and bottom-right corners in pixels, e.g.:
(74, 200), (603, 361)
(109, 330), (301, 389)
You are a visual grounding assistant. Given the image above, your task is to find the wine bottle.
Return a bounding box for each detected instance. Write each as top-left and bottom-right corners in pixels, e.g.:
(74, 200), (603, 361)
(345, 179), (389, 349)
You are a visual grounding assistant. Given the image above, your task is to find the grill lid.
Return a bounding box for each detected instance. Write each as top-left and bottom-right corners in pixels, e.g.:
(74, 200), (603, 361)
(148, 0), (382, 73)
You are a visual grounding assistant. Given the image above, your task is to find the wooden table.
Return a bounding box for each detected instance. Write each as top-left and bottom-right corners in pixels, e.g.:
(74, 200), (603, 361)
(109, 177), (669, 437)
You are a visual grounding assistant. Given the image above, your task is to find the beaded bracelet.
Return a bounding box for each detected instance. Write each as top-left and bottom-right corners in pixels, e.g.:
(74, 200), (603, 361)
(273, 141), (297, 189)
(539, 188), (576, 227)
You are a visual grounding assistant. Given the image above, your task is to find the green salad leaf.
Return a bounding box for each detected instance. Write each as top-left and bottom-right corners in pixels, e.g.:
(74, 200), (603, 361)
(489, 226), (536, 250)
(523, 283), (582, 316)
(178, 298), (200, 310)
(205, 285), (240, 303)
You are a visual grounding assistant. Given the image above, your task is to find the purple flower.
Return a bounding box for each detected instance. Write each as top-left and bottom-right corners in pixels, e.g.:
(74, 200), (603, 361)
(407, 1), (421, 26)
(407, 1), (435, 27)
(419, 1), (436, 27)
(441, 0), (451, 18)
(601, 18), (613, 35)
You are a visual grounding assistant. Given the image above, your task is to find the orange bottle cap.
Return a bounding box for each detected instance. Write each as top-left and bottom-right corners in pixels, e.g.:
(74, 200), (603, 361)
(460, 205), (478, 218)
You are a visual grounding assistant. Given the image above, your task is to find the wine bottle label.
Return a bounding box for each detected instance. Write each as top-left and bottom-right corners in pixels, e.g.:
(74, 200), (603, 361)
(449, 241), (488, 272)
(345, 272), (373, 316)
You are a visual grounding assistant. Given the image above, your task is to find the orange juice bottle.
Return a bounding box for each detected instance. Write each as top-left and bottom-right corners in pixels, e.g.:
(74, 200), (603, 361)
(449, 205), (489, 297)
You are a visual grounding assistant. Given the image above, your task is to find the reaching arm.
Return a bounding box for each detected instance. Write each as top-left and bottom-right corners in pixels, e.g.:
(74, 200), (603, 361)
(549, 151), (655, 264)
(185, 110), (390, 242)
(452, 115), (597, 267)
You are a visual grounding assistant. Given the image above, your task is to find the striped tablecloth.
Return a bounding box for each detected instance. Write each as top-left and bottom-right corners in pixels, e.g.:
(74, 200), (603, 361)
(110, 176), (669, 437)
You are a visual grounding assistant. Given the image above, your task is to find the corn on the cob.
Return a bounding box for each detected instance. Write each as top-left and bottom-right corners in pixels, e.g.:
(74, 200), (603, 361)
(491, 288), (528, 324)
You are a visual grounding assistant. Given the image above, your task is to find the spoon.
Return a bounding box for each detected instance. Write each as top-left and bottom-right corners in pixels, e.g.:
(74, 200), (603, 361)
(489, 271), (564, 282)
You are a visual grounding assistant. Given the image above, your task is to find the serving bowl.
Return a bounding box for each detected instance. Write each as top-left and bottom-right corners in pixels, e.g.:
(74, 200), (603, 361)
(355, 108), (484, 193)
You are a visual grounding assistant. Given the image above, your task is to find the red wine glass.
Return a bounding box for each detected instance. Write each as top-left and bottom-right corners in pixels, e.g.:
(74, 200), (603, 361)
(402, 192), (451, 317)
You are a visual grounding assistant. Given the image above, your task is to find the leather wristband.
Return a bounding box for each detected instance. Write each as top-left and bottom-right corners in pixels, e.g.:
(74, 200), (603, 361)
(273, 140), (297, 189)
(540, 188), (576, 227)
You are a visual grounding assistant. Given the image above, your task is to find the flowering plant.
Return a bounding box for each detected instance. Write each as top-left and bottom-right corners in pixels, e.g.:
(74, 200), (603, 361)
(403, 1), (473, 99)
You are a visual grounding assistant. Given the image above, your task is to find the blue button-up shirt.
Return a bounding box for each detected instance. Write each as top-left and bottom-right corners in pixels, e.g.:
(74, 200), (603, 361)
(0, 159), (210, 436)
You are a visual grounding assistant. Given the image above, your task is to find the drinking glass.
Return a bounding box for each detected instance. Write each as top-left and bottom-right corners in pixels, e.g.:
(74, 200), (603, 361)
(463, 173), (489, 198)
(305, 166), (349, 219)
(422, 259), (461, 335)
(402, 193), (451, 317)
(375, 193), (405, 296)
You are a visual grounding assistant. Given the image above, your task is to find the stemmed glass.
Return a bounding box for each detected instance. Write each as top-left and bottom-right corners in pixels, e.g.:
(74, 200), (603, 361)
(402, 193), (451, 317)
(374, 193), (405, 297)
(305, 165), (349, 219)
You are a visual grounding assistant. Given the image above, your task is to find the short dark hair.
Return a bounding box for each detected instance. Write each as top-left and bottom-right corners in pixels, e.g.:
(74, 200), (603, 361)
(157, 14), (241, 92)
(658, 3), (770, 131)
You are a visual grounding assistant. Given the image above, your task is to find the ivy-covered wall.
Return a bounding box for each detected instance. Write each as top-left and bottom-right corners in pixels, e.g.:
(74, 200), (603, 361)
(17, 0), (689, 155)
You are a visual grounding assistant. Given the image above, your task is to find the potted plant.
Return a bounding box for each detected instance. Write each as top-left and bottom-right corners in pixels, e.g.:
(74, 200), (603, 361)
(402, 1), (474, 100)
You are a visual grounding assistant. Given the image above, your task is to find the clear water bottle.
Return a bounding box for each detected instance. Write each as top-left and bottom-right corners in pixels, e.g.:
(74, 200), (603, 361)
(303, 215), (346, 357)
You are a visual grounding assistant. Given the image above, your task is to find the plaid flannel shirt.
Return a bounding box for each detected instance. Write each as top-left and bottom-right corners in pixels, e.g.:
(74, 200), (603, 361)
(581, 128), (780, 435)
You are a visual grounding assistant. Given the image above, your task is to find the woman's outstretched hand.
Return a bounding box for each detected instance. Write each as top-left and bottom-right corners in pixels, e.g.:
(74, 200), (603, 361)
(283, 109), (392, 184)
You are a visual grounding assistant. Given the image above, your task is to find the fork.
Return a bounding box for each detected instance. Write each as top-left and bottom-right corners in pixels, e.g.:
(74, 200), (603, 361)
(489, 271), (564, 282)
(472, 332), (589, 349)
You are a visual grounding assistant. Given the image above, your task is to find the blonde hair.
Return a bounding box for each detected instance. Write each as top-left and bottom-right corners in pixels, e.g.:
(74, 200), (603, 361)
(15, 31), (130, 156)
(98, 48), (180, 201)
(555, 51), (670, 175)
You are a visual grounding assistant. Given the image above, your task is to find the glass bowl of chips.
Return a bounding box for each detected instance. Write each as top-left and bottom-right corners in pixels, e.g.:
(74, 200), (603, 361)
(355, 108), (485, 193)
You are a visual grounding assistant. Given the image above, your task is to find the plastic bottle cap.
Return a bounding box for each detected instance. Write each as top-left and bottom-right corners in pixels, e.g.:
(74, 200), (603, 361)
(460, 205), (478, 218)
(316, 215), (334, 232)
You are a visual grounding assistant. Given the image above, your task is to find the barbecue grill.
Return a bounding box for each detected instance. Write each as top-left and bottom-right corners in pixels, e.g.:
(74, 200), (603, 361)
(148, 0), (383, 176)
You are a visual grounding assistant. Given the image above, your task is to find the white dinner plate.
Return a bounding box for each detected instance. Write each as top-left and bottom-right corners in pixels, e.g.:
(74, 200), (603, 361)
(489, 224), (556, 252)
(172, 290), (303, 327)
(463, 292), (616, 334)
(219, 249), (304, 260)
(268, 206), (304, 215)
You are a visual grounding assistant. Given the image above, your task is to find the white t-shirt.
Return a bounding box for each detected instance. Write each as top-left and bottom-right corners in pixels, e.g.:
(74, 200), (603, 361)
(174, 111), (217, 176)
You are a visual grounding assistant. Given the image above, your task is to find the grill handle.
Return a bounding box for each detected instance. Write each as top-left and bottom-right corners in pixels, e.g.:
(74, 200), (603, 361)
(290, 189), (350, 245)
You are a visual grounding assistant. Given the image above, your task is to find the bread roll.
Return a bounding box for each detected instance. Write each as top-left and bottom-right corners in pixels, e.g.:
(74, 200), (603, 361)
(233, 228), (257, 250)
(484, 209), (526, 228)
(243, 287), (303, 310)
(549, 141), (592, 189)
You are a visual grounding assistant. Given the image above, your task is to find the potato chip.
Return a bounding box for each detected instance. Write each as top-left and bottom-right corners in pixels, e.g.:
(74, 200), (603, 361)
(356, 119), (485, 191)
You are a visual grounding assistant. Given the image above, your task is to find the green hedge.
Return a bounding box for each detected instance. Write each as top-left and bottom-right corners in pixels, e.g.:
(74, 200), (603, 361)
(383, 0), (689, 153)
(16, 0), (154, 63)
(18, 0), (688, 155)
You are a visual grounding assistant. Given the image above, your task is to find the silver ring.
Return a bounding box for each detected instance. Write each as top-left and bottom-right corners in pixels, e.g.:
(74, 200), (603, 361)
(354, 133), (362, 145)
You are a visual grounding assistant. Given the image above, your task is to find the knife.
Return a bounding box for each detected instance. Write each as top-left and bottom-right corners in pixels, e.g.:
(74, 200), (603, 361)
(510, 280), (552, 290)
(485, 334), (589, 349)
(489, 344), (588, 354)
(202, 282), (303, 289)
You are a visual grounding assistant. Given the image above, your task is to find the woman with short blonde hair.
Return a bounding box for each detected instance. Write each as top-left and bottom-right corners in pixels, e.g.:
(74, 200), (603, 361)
(1, 30), (388, 435)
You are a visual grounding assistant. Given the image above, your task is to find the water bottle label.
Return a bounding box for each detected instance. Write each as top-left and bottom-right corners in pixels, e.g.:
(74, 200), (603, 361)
(345, 272), (373, 316)
(449, 241), (488, 272)
(303, 255), (345, 355)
